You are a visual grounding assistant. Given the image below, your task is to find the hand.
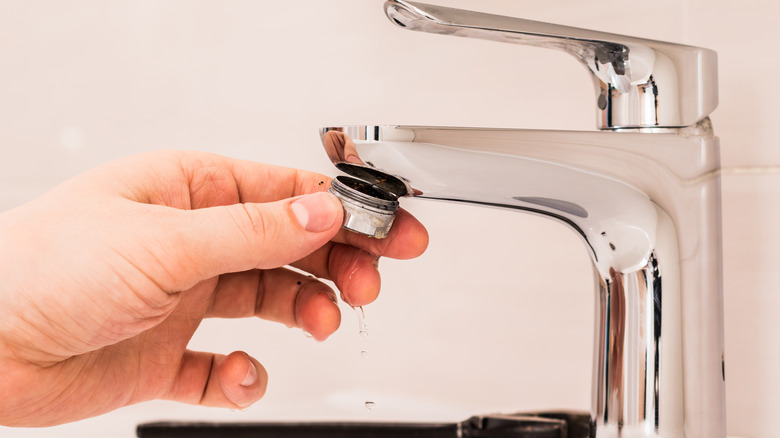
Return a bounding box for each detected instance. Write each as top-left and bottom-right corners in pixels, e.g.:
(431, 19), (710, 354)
(0, 151), (428, 427)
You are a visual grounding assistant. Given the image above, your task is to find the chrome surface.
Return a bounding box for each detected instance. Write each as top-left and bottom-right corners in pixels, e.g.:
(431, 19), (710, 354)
(320, 3), (724, 437)
(385, 1), (718, 130)
(321, 125), (724, 438)
(328, 175), (399, 239)
(594, 253), (671, 438)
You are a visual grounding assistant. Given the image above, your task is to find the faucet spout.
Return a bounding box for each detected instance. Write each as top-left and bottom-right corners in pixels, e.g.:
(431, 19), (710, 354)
(320, 125), (725, 438)
(321, 3), (723, 437)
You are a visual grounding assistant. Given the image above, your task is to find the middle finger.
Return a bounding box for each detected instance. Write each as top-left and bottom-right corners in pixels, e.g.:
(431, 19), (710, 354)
(207, 268), (341, 341)
(291, 243), (381, 307)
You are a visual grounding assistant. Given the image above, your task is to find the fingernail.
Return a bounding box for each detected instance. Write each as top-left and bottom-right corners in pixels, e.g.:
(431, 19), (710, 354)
(291, 192), (340, 233)
(240, 360), (258, 387)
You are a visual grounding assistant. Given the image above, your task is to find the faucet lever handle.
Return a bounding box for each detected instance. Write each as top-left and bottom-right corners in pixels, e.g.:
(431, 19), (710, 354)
(385, 0), (718, 130)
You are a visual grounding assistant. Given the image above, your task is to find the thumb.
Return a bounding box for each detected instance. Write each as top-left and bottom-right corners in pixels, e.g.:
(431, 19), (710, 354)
(168, 191), (342, 285)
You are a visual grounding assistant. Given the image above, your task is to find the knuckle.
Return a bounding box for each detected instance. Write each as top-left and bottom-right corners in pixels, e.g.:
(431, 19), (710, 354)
(234, 204), (274, 248)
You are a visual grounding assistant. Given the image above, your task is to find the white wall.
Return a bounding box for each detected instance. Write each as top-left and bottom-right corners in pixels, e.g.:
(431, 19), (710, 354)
(0, 1), (776, 437)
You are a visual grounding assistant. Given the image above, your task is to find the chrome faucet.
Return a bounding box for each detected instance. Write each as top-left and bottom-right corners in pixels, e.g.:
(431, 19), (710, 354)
(321, 2), (724, 437)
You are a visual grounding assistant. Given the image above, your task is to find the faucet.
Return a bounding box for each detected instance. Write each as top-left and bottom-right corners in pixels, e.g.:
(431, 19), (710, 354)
(320, 2), (724, 437)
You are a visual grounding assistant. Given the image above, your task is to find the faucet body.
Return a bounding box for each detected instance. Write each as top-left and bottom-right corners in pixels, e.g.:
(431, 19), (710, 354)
(322, 3), (724, 437)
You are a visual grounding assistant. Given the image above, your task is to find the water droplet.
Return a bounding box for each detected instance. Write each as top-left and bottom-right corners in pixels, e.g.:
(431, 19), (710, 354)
(354, 306), (368, 337)
(360, 350), (369, 359)
(364, 401), (375, 411)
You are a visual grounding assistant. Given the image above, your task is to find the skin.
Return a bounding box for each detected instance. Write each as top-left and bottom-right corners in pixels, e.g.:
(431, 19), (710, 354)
(0, 151), (428, 427)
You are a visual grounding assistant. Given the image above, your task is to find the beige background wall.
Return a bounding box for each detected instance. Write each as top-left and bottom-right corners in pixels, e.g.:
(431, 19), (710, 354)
(0, 1), (777, 437)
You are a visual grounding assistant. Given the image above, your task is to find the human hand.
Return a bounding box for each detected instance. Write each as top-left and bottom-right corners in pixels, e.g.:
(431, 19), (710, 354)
(0, 151), (428, 427)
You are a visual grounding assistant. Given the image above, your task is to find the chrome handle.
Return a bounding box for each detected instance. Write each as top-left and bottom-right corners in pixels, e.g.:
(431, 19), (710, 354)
(385, 1), (718, 130)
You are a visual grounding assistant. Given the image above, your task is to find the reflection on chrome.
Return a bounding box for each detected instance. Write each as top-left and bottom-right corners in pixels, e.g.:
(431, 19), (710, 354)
(384, 1), (717, 130)
(595, 255), (666, 438)
(320, 2), (724, 438)
(321, 125), (723, 438)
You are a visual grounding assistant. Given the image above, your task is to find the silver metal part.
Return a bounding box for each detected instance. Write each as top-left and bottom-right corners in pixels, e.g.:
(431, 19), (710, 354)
(385, 0), (718, 130)
(322, 124), (724, 438)
(320, 4), (724, 437)
(329, 175), (400, 239)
